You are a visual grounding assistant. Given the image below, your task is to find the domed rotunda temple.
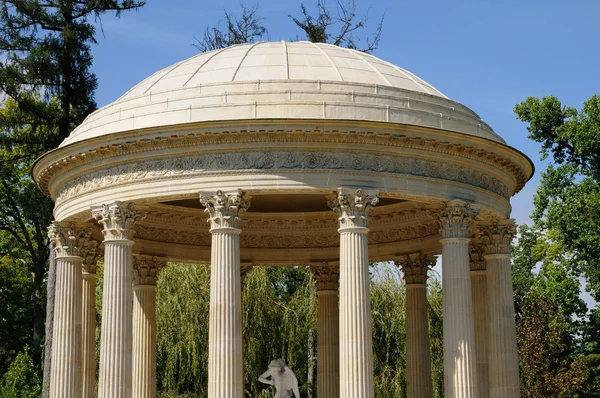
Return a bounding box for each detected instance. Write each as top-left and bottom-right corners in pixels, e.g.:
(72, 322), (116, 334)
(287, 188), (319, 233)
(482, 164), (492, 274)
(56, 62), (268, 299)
(35, 41), (533, 398)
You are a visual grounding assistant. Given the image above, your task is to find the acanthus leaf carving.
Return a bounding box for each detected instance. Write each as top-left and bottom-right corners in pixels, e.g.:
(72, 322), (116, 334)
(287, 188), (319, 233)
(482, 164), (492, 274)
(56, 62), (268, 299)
(310, 262), (340, 291)
(48, 221), (93, 258)
(92, 202), (147, 240)
(394, 253), (437, 284)
(133, 254), (166, 286)
(479, 219), (516, 255)
(328, 188), (379, 230)
(199, 190), (250, 231)
(431, 200), (480, 239)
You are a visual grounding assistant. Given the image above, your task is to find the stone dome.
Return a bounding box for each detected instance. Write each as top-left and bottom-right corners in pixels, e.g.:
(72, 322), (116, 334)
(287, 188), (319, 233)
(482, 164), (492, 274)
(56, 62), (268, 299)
(60, 41), (504, 147)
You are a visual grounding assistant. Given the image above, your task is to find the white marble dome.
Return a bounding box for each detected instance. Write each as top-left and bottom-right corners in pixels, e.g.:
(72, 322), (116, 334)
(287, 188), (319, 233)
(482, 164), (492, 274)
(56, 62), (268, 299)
(60, 41), (504, 147)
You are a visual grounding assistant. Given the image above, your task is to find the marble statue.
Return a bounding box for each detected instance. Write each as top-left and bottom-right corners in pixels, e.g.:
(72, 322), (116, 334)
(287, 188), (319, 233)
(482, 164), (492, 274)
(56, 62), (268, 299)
(258, 359), (301, 398)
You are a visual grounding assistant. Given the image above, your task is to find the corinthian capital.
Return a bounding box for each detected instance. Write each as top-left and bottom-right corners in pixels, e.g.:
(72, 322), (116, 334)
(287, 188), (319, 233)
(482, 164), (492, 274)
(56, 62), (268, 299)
(394, 253), (436, 284)
(48, 222), (92, 258)
(92, 202), (147, 241)
(431, 200), (480, 239)
(469, 242), (486, 271)
(81, 240), (102, 274)
(310, 262), (340, 291)
(479, 219), (516, 255)
(328, 188), (379, 230)
(199, 190), (250, 231)
(133, 255), (166, 286)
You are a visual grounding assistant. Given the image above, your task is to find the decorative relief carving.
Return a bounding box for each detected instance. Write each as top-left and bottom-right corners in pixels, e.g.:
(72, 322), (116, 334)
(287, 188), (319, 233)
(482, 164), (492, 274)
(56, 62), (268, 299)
(92, 202), (147, 241)
(133, 255), (166, 285)
(368, 223), (439, 244)
(55, 150), (510, 205)
(48, 222), (93, 258)
(310, 262), (340, 291)
(36, 130), (528, 200)
(394, 253), (436, 284)
(431, 200), (480, 239)
(328, 189), (379, 229)
(242, 234), (339, 248)
(479, 219), (516, 255)
(199, 190), (250, 231)
(469, 242), (486, 271)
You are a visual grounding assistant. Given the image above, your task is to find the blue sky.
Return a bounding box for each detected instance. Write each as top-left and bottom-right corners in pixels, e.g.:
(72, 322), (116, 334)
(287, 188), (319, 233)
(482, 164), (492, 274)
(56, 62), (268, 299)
(90, 0), (599, 225)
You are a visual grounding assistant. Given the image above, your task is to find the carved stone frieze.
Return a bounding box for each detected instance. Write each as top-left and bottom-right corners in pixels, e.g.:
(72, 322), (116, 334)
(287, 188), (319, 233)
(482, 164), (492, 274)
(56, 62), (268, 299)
(394, 253), (437, 284)
(92, 202), (147, 241)
(310, 262), (340, 291)
(368, 223), (439, 244)
(431, 200), (480, 239)
(55, 150), (510, 206)
(48, 222), (93, 258)
(199, 190), (250, 231)
(36, 129), (528, 201)
(133, 255), (167, 285)
(479, 219), (516, 255)
(328, 189), (379, 229)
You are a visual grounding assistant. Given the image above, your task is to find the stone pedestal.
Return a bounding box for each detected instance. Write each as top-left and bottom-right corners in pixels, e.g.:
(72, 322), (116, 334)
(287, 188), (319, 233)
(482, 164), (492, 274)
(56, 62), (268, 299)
(469, 244), (489, 398)
(481, 220), (520, 398)
(329, 188), (378, 398)
(311, 263), (340, 398)
(200, 190), (249, 398)
(132, 255), (165, 398)
(395, 253), (435, 398)
(93, 202), (146, 398)
(434, 200), (479, 398)
(81, 241), (100, 398)
(48, 222), (92, 398)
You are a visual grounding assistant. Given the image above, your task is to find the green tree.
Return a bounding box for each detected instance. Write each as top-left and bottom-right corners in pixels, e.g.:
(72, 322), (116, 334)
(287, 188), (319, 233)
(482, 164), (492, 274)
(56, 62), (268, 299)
(0, 1), (146, 394)
(0, 346), (42, 398)
(514, 94), (600, 301)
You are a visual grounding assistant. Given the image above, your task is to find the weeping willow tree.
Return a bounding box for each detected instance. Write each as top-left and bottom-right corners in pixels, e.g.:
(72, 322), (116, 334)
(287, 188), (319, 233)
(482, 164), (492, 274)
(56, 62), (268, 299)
(153, 262), (443, 397)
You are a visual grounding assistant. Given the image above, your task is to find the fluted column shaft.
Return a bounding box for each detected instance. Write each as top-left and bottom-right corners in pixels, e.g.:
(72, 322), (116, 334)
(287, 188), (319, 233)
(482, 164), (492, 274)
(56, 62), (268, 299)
(317, 290), (339, 398)
(435, 200), (479, 398)
(406, 283), (433, 397)
(49, 255), (83, 398)
(93, 202), (146, 398)
(48, 222), (93, 398)
(312, 263), (340, 398)
(132, 255), (165, 398)
(396, 254), (434, 398)
(470, 270), (489, 397)
(339, 229), (373, 397)
(81, 272), (97, 398)
(208, 230), (243, 397)
(99, 239), (134, 397)
(480, 220), (519, 398)
(487, 254), (519, 398)
(133, 285), (157, 398)
(200, 190), (248, 398)
(329, 188), (378, 398)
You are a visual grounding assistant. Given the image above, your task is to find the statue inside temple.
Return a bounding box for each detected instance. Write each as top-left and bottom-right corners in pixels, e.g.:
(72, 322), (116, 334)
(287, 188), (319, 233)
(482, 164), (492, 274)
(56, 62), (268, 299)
(258, 359), (301, 398)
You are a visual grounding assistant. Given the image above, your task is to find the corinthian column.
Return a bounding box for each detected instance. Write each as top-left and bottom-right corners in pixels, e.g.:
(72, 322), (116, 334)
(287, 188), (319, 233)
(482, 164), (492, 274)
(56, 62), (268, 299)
(48, 222), (92, 398)
(394, 253), (435, 398)
(329, 188), (378, 398)
(200, 190), (249, 398)
(480, 220), (520, 398)
(81, 241), (101, 398)
(132, 255), (166, 398)
(469, 243), (489, 398)
(93, 202), (147, 398)
(433, 200), (479, 398)
(310, 262), (340, 398)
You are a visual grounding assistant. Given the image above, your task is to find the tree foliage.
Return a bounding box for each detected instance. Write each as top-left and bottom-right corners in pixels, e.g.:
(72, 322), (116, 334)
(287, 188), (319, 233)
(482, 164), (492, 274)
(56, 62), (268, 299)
(154, 262), (444, 398)
(515, 94), (600, 301)
(0, 346), (41, 398)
